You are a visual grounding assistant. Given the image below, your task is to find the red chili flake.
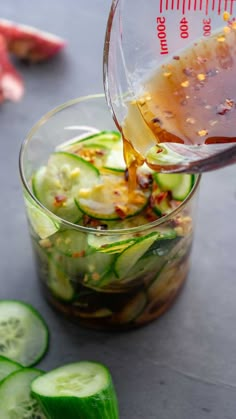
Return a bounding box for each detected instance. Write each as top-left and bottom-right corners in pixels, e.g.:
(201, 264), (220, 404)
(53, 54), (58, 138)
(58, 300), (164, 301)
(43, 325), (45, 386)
(216, 98), (235, 115)
(145, 206), (158, 221)
(155, 191), (168, 205)
(137, 173), (153, 189)
(124, 168), (129, 182)
(164, 110), (174, 119)
(115, 205), (127, 219)
(196, 56), (207, 64)
(183, 67), (194, 77)
(113, 190), (121, 196)
(72, 250), (85, 258)
(95, 149), (105, 156)
(173, 55), (180, 60)
(156, 147), (163, 154)
(53, 195), (67, 207)
(152, 117), (162, 124)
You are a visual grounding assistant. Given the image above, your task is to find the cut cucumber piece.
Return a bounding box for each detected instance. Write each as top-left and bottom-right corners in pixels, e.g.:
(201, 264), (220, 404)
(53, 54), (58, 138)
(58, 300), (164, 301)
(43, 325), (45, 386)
(48, 259), (75, 301)
(65, 130), (121, 149)
(88, 233), (137, 254)
(103, 139), (126, 171)
(24, 195), (60, 239)
(113, 292), (147, 324)
(0, 368), (45, 418)
(150, 181), (172, 216)
(155, 173), (194, 201)
(63, 131), (123, 169)
(31, 361), (119, 419)
(114, 232), (159, 278)
(53, 229), (89, 257)
(76, 171), (149, 220)
(32, 152), (100, 223)
(0, 300), (49, 366)
(0, 356), (22, 383)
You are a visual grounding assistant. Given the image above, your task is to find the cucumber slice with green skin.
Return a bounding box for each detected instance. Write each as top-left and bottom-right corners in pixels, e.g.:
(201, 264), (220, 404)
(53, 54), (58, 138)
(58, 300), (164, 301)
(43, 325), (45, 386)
(53, 229), (91, 257)
(114, 232), (159, 278)
(150, 181), (172, 216)
(32, 152), (100, 223)
(0, 300), (49, 366)
(0, 368), (46, 418)
(0, 356), (22, 383)
(31, 361), (119, 419)
(154, 173), (194, 201)
(103, 140), (126, 171)
(88, 233), (137, 254)
(112, 292), (147, 324)
(67, 143), (110, 168)
(83, 252), (115, 288)
(48, 258), (75, 301)
(65, 130), (121, 148)
(76, 171), (149, 220)
(24, 195), (60, 239)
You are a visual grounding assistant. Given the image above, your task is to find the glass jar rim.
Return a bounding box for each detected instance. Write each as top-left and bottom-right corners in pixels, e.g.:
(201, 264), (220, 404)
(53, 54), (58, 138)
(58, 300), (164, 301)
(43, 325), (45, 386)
(19, 93), (201, 236)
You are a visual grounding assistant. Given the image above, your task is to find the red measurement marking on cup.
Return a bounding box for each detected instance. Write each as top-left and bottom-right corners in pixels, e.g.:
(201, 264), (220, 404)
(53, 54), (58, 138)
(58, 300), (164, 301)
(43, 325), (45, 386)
(159, 0), (235, 15)
(230, 0), (234, 14)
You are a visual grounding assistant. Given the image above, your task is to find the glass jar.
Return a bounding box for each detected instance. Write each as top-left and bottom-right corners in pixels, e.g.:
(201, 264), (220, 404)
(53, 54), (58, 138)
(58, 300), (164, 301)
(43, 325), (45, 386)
(19, 94), (200, 330)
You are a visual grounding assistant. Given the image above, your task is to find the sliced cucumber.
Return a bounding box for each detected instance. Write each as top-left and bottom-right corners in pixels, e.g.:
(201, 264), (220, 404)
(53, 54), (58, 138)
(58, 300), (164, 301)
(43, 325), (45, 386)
(114, 232), (159, 278)
(155, 173), (194, 201)
(103, 139), (126, 171)
(83, 252), (115, 288)
(63, 130), (124, 170)
(24, 195), (60, 239)
(0, 356), (22, 383)
(76, 171), (149, 220)
(48, 259), (75, 301)
(53, 229), (89, 257)
(113, 292), (147, 324)
(65, 130), (121, 149)
(31, 361), (119, 419)
(0, 368), (45, 418)
(0, 300), (49, 366)
(88, 233), (137, 254)
(32, 152), (100, 223)
(150, 181), (172, 216)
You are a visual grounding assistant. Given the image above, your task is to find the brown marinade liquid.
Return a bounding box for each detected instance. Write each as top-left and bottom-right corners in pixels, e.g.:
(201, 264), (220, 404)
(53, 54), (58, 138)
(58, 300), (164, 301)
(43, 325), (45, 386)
(122, 26), (236, 176)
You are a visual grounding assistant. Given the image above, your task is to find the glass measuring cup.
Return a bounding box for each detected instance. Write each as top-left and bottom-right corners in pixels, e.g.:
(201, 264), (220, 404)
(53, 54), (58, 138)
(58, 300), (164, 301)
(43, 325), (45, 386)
(103, 0), (236, 173)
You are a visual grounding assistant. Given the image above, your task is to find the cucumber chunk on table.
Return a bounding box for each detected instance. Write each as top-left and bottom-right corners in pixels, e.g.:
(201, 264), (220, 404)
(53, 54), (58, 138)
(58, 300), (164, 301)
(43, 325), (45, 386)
(0, 300), (49, 366)
(0, 356), (22, 383)
(31, 361), (119, 419)
(0, 368), (46, 418)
